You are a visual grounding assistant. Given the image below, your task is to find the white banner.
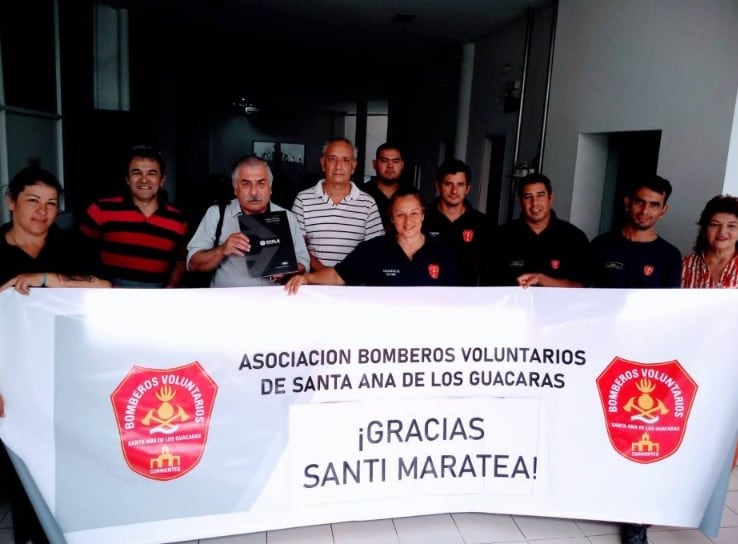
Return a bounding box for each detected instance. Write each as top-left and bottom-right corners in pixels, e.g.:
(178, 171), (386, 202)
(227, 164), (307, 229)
(0, 286), (736, 544)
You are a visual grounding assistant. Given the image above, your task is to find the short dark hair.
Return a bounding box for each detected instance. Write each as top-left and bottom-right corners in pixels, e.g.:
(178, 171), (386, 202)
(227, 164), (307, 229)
(518, 173), (552, 198)
(435, 159), (471, 185)
(126, 145), (166, 177)
(375, 142), (403, 159)
(627, 175), (673, 203)
(6, 166), (63, 202)
(388, 186), (425, 215)
(693, 194), (738, 253)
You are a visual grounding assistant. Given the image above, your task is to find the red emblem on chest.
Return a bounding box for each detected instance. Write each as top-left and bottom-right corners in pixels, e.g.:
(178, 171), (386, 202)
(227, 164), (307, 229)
(111, 361), (218, 480)
(550, 259), (560, 270)
(428, 264), (440, 279)
(596, 357), (697, 464)
(643, 265), (655, 276)
(462, 229), (474, 243)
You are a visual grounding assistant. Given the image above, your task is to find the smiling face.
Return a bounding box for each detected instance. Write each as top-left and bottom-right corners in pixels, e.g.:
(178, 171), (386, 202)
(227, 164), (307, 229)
(7, 182), (59, 236)
(437, 172), (470, 208)
(520, 181), (553, 228)
(625, 187), (669, 231)
(126, 157), (165, 204)
(390, 194), (424, 241)
(704, 212), (738, 253)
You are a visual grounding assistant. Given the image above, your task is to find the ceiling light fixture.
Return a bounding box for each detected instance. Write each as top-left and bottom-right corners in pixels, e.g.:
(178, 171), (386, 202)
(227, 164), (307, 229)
(233, 96), (260, 115)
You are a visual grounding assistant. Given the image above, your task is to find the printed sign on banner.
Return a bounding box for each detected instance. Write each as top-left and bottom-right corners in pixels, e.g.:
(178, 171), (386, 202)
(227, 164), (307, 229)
(597, 358), (698, 464)
(110, 362), (218, 480)
(0, 287), (736, 544)
(289, 398), (542, 504)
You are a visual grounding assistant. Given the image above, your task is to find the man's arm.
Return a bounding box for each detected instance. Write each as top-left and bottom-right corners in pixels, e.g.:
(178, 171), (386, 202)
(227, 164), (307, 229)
(165, 261), (187, 287)
(284, 267), (345, 294)
(188, 233), (251, 273)
(517, 273), (584, 288)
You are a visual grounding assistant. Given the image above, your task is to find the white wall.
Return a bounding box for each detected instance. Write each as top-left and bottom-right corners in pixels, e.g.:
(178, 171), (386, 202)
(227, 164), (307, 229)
(543, 0), (738, 253)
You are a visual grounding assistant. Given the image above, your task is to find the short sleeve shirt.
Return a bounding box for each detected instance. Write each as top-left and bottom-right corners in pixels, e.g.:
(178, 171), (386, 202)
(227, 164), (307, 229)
(590, 231), (682, 288)
(335, 235), (458, 286)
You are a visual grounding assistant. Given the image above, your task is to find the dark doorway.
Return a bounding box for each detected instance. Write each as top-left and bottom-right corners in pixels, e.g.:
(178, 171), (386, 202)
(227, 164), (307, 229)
(601, 130), (662, 232)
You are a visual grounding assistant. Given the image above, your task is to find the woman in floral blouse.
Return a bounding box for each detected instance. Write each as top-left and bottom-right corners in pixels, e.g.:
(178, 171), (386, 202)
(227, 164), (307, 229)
(681, 195), (738, 288)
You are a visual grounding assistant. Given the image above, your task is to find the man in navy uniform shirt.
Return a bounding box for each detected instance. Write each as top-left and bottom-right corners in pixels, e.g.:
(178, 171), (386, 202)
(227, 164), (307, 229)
(423, 158), (489, 286)
(589, 175), (681, 289)
(484, 173), (589, 287)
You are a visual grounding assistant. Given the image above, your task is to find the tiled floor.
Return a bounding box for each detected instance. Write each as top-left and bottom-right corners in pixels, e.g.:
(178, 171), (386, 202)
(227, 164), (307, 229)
(1, 467), (736, 544)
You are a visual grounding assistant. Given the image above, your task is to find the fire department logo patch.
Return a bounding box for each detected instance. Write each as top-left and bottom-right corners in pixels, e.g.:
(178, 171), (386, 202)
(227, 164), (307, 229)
(643, 265), (654, 276)
(550, 259), (560, 270)
(428, 264), (440, 279)
(462, 229), (474, 243)
(111, 361), (218, 480)
(596, 357), (697, 464)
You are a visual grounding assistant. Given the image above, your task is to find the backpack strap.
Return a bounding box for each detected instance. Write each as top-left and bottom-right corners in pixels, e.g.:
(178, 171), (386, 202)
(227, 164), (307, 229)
(213, 200), (227, 247)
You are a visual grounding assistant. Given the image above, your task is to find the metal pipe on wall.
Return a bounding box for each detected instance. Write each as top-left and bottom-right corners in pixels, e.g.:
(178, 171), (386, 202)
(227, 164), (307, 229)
(538, 0), (558, 173)
(507, 6), (534, 222)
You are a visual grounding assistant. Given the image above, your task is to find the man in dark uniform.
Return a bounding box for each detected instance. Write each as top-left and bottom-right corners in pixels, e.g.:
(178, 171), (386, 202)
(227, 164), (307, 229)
(362, 143), (408, 228)
(590, 175), (680, 544)
(485, 173), (589, 287)
(590, 175), (681, 289)
(423, 158), (489, 286)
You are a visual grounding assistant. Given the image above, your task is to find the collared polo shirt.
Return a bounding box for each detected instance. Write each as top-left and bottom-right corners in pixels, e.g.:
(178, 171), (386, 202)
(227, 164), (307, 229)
(486, 213), (590, 286)
(423, 200), (489, 286)
(291, 180), (384, 266)
(335, 235), (457, 286)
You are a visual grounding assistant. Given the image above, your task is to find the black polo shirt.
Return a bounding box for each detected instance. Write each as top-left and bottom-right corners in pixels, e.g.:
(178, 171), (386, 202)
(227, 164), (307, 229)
(485, 212), (590, 286)
(423, 200), (489, 286)
(335, 235), (458, 286)
(589, 231), (681, 288)
(362, 179), (411, 229)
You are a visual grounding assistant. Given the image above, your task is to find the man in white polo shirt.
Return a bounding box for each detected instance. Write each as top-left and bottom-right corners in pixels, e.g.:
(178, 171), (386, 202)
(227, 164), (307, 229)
(292, 137), (384, 271)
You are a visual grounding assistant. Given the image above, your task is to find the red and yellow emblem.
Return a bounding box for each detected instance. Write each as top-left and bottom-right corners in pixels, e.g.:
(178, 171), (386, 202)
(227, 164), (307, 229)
(643, 265), (654, 276)
(550, 259), (560, 270)
(596, 357), (697, 464)
(428, 263), (440, 279)
(462, 229), (474, 243)
(111, 361), (218, 480)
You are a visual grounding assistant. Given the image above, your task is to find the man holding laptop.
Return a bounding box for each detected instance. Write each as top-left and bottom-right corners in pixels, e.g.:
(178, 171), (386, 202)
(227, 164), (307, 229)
(187, 155), (309, 286)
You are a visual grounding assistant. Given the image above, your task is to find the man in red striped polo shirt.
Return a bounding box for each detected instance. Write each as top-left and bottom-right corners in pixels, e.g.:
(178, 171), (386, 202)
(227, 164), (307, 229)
(80, 145), (188, 288)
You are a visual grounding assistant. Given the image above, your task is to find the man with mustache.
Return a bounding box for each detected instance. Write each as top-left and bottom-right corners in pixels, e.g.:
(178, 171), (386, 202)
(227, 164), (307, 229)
(187, 155), (309, 286)
(80, 145), (188, 287)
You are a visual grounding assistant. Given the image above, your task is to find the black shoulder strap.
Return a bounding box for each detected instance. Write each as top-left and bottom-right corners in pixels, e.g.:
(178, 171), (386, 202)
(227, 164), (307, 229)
(213, 201), (227, 247)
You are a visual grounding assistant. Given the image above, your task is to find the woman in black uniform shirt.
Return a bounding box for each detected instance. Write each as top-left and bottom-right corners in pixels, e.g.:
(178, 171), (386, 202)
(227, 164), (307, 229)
(286, 187), (457, 292)
(1, 166), (109, 544)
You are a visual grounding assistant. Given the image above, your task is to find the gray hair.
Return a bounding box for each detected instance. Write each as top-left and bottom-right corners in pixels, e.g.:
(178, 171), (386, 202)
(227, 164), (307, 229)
(322, 137), (358, 160)
(231, 155), (273, 186)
